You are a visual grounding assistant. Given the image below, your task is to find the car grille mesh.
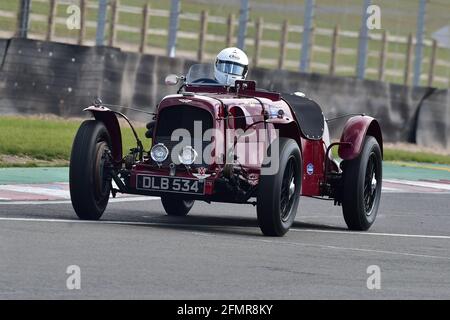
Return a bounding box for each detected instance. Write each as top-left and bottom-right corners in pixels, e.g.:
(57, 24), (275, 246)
(154, 105), (214, 167)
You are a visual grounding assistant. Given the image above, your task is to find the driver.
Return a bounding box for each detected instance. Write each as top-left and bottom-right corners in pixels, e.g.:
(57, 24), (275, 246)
(214, 47), (249, 86)
(146, 48), (249, 138)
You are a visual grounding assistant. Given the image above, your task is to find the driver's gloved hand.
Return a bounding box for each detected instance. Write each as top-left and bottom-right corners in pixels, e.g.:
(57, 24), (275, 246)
(145, 121), (155, 138)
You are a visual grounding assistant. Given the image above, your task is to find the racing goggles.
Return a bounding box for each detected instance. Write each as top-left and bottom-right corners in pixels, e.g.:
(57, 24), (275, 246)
(215, 60), (248, 77)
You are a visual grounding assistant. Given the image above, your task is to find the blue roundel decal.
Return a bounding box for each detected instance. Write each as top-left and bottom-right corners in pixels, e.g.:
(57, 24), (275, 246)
(306, 163), (314, 175)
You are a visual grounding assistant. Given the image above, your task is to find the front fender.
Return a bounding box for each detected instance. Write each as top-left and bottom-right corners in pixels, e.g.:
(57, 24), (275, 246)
(270, 118), (303, 153)
(338, 116), (383, 160)
(84, 106), (123, 163)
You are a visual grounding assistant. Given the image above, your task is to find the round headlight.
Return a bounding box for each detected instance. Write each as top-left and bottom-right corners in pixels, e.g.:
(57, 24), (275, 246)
(150, 143), (169, 163)
(178, 146), (198, 165)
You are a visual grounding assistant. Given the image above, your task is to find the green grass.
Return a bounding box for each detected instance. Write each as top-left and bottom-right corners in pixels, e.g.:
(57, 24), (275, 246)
(0, 116), (147, 162)
(383, 149), (450, 165)
(1, 116), (450, 167)
(330, 145), (450, 165)
(1, 0), (449, 87)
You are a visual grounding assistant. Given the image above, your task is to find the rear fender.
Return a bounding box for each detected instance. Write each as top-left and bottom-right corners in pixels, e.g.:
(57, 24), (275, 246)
(84, 106), (123, 163)
(338, 116), (383, 160)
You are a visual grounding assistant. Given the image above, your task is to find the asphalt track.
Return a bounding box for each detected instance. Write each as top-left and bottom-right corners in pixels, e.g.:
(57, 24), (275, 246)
(1, 190), (450, 299)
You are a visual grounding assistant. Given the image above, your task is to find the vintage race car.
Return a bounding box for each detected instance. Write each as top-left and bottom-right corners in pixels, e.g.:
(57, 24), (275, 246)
(69, 64), (383, 236)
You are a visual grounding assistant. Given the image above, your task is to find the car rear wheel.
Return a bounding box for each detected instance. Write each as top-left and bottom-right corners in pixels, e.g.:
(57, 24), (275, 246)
(161, 195), (195, 216)
(70, 120), (112, 220)
(257, 138), (302, 236)
(341, 136), (382, 230)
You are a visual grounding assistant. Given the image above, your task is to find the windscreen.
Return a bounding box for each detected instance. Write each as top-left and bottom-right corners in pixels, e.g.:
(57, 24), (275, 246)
(186, 64), (218, 84)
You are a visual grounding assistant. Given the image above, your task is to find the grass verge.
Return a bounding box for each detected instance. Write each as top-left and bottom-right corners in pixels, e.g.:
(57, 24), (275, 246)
(0, 116), (146, 167)
(383, 149), (450, 165)
(1, 116), (450, 167)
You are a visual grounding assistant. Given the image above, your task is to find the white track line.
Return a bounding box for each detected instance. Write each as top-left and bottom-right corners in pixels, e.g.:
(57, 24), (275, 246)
(257, 239), (450, 260)
(384, 179), (450, 191)
(0, 216), (449, 240)
(291, 228), (450, 239)
(382, 187), (403, 192)
(0, 196), (159, 205)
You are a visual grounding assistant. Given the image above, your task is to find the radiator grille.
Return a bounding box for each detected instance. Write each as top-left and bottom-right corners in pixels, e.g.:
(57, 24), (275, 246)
(154, 105), (214, 167)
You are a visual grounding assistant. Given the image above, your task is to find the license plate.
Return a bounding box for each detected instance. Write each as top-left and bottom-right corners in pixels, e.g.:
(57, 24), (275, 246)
(136, 175), (205, 195)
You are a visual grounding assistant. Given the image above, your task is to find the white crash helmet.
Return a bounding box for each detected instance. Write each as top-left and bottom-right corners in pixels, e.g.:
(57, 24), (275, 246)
(214, 47), (249, 86)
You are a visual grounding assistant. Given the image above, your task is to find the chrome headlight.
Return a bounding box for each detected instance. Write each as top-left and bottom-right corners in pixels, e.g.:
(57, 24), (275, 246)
(178, 146), (198, 165)
(150, 143), (169, 163)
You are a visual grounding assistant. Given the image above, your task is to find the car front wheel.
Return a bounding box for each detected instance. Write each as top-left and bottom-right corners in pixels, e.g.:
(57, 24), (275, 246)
(70, 120), (112, 220)
(257, 138), (302, 236)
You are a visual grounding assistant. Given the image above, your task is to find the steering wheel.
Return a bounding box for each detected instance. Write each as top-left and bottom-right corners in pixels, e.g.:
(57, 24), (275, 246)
(191, 78), (219, 84)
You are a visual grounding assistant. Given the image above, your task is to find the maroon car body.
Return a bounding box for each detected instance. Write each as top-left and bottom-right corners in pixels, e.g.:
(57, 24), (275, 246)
(70, 66), (383, 236)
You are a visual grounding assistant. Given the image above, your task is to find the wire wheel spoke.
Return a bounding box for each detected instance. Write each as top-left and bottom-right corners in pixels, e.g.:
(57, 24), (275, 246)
(363, 153), (377, 215)
(94, 141), (111, 202)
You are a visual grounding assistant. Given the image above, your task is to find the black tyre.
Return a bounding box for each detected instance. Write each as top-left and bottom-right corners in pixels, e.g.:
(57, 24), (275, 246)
(70, 120), (112, 220)
(161, 195), (195, 216)
(257, 138), (302, 236)
(341, 136), (382, 231)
